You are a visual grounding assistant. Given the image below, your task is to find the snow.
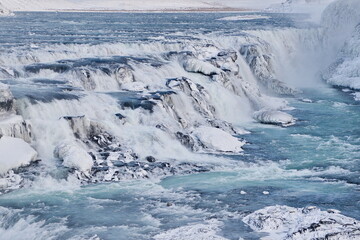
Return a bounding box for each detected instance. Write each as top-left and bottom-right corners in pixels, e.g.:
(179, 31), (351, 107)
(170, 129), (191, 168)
(322, 1), (360, 90)
(192, 126), (245, 152)
(243, 205), (360, 240)
(0, 2), (13, 16)
(0, 136), (37, 175)
(267, 0), (335, 22)
(253, 109), (295, 126)
(0, 0), (284, 12)
(54, 142), (93, 173)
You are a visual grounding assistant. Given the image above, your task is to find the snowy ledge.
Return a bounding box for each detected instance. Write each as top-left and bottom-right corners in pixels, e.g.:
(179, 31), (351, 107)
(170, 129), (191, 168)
(0, 136), (37, 176)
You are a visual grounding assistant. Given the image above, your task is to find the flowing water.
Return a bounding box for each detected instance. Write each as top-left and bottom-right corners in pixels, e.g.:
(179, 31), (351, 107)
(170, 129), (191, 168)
(0, 11), (359, 240)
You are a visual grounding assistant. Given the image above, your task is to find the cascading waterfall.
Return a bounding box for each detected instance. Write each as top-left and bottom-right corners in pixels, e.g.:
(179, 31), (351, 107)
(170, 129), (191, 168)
(0, 1), (360, 239)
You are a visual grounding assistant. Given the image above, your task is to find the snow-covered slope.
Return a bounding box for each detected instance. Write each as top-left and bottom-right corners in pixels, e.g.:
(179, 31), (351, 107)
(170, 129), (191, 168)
(0, 2), (13, 15)
(0, 0), (283, 12)
(267, 0), (335, 21)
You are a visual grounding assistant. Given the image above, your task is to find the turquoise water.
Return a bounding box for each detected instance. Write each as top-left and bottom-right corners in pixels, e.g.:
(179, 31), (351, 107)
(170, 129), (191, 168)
(0, 12), (358, 240)
(0, 86), (358, 239)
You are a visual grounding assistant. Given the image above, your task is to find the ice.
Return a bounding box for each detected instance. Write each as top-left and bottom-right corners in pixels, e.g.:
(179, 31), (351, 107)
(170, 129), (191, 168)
(0, 114), (32, 142)
(0, 136), (37, 175)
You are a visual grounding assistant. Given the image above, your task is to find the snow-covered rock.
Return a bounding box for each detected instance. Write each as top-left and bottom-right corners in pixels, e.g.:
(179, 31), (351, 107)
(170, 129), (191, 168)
(0, 3), (13, 16)
(54, 142), (93, 173)
(253, 109), (295, 126)
(243, 205), (360, 240)
(183, 58), (220, 76)
(0, 136), (37, 175)
(192, 126), (245, 152)
(267, 0), (335, 22)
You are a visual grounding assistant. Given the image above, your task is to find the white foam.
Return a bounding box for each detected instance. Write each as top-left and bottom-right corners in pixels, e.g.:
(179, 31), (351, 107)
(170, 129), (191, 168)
(153, 219), (229, 240)
(0, 207), (68, 240)
(54, 142), (93, 173)
(218, 15), (270, 21)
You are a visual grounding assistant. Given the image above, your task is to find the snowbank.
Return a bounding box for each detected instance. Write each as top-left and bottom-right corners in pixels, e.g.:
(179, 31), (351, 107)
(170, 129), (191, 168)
(253, 109), (295, 126)
(192, 126), (245, 152)
(0, 136), (37, 175)
(243, 205), (360, 240)
(54, 142), (93, 173)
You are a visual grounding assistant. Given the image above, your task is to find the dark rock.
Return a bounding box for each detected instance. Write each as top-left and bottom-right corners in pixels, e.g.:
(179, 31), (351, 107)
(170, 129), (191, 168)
(146, 156), (156, 163)
(176, 132), (196, 150)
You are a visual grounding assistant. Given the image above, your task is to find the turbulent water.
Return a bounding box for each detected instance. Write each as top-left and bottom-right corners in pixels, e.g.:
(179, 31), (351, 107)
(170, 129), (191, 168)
(0, 5), (359, 240)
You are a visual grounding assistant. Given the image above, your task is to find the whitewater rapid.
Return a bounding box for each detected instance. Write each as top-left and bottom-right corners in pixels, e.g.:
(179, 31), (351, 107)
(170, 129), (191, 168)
(0, 0), (359, 239)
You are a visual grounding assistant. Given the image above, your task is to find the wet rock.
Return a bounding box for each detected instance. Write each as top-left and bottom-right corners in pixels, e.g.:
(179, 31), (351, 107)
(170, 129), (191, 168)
(176, 131), (196, 151)
(115, 113), (126, 120)
(146, 156), (156, 163)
